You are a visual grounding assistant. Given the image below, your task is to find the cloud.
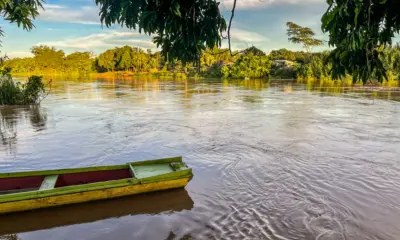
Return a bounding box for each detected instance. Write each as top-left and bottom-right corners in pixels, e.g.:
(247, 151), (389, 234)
(42, 4), (66, 9)
(220, 0), (322, 10)
(230, 28), (268, 42)
(219, 28), (268, 50)
(37, 28), (261, 53)
(37, 31), (156, 52)
(106, 39), (156, 49)
(38, 5), (100, 24)
(4, 51), (33, 58)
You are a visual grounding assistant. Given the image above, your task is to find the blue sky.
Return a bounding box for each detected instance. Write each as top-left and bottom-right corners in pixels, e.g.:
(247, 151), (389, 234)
(0, 0), (329, 58)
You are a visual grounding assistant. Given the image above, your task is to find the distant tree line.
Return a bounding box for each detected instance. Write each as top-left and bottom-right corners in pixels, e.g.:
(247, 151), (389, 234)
(4, 46), (93, 76)
(3, 42), (400, 82)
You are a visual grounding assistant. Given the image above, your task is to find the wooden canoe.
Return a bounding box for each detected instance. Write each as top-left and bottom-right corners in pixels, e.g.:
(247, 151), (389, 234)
(0, 156), (193, 214)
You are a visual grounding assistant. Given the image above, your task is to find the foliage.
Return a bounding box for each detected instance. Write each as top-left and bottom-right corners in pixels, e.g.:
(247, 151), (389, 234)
(270, 61), (298, 79)
(286, 22), (323, 53)
(31, 46), (64, 72)
(201, 63), (223, 78)
(200, 47), (236, 68)
(64, 52), (93, 75)
(296, 45), (400, 83)
(221, 51), (272, 79)
(4, 46), (93, 76)
(321, 0), (400, 84)
(96, 46), (161, 72)
(269, 48), (308, 63)
(0, 0), (43, 37)
(98, 49), (115, 72)
(0, 70), (49, 105)
(22, 75), (46, 104)
(95, 0), (227, 65)
(0, 70), (21, 105)
(380, 45), (400, 81)
(296, 51), (332, 81)
(243, 46), (266, 56)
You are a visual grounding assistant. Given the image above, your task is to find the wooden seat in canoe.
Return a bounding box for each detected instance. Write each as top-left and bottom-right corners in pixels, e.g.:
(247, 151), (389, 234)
(39, 175), (59, 191)
(130, 163), (174, 179)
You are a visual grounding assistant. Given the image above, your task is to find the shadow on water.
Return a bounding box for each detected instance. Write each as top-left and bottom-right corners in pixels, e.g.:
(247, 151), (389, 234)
(0, 188), (193, 236)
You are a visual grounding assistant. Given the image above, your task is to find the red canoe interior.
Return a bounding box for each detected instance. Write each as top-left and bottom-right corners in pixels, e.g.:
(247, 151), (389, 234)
(55, 169), (131, 187)
(0, 169), (132, 195)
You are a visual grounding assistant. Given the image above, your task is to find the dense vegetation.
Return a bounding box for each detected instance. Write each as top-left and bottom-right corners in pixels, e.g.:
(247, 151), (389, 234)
(4, 43), (400, 84)
(2, 45), (272, 79)
(322, 0), (400, 83)
(95, 46), (160, 72)
(0, 70), (49, 105)
(4, 46), (92, 76)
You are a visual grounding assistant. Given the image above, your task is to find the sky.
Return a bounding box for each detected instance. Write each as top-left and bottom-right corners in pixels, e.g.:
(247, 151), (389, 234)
(0, 0), (329, 58)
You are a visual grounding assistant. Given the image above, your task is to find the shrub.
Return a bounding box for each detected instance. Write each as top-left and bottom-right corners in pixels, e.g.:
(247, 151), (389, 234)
(0, 70), (50, 105)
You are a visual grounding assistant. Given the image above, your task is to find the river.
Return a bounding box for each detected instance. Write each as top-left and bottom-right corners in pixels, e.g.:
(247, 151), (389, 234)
(0, 78), (399, 240)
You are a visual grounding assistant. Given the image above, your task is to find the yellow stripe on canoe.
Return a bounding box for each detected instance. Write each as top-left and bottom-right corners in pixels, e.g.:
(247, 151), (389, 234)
(0, 177), (190, 214)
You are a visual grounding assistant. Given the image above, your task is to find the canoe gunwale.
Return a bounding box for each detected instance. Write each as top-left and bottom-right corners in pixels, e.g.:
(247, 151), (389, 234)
(0, 156), (183, 179)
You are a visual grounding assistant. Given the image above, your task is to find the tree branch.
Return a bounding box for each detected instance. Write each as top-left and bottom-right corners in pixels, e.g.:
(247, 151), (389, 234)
(227, 0), (237, 55)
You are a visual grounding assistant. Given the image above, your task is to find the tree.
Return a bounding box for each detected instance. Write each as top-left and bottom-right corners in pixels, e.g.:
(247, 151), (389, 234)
(31, 45), (65, 73)
(119, 50), (132, 71)
(222, 51), (272, 79)
(94, 0), (226, 65)
(0, 0), (44, 39)
(286, 22), (323, 54)
(321, 0), (400, 83)
(98, 49), (116, 72)
(244, 46), (266, 56)
(64, 52), (92, 75)
(380, 45), (400, 81)
(115, 46), (133, 71)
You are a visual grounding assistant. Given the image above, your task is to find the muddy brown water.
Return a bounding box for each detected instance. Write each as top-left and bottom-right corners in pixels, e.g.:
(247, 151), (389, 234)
(0, 79), (399, 240)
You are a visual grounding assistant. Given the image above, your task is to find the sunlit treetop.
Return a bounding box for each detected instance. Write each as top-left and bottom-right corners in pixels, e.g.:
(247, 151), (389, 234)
(94, 0), (227, 65)
(286, 22), (323, 53)
(322, 0), (400, 83)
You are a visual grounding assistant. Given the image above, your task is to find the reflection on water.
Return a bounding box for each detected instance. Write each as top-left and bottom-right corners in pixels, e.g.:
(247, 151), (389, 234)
(0, 106), (47, 154)
(0, 235), (19, 240)
(0, 188), (193, 237)
(0, 78), (400, 240)
(298, 78), (400, 101)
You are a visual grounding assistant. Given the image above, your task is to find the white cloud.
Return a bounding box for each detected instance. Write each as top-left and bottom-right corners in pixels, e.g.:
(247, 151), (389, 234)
(230, 28), (268, 42)
(107, 39), (156, 49)
(4, 51), (33, 58)
(37, 31), (156, 52)
(38, 5), (100, 24)
(219, 28), (268, 51)
(220, 0), (322, 10)
(42, 4), (66, 9)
